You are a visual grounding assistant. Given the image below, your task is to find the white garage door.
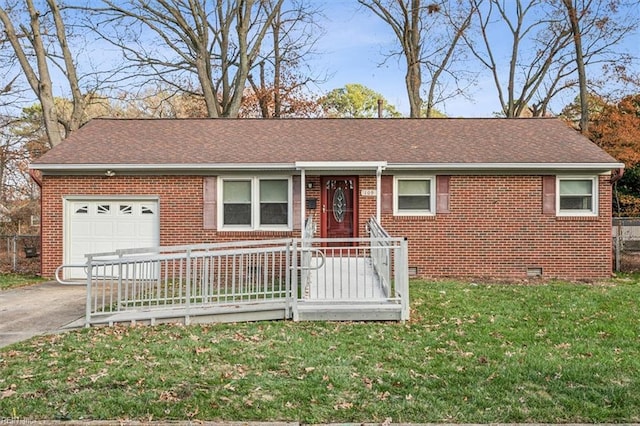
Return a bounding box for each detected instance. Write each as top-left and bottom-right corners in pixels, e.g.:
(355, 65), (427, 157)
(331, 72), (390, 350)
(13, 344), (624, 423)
(65, 199), (159, 278)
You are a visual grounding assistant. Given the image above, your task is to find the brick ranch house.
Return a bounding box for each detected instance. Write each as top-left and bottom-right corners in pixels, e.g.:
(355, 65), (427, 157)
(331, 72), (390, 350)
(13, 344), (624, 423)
(30, 118), (623, 281)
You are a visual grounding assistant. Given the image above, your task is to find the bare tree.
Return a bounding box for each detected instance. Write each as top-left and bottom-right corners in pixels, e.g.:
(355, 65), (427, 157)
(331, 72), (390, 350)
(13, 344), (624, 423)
(463, 0), (576, 117)
(0, 0), (93, 146)
(0, 115), (38, 202)
(246, 0), (324, 118)
(92, 0), (285, 118)
(358, 0), (423, 117)
(423, 1), (476, 117)
(562, 0), (588, 131)
(358, 0), (475, 118)
(463, 0), (639, 118)
(559, 0), (639, 131)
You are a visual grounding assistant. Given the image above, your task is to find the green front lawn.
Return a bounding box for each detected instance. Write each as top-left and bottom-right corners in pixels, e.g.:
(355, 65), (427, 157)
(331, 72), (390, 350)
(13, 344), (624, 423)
(0, 273), (46, 291)
(1, 277), (639, 423)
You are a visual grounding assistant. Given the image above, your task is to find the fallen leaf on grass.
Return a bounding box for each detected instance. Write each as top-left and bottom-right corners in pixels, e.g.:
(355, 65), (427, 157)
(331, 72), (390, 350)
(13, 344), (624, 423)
(90, 369), (108, 383)
(377, 391), (390, 401)
(333, 401), (353, 410)
(159, 390), (179, 402)
(1, 384), (17, 399)
(186, 406), (200, 419)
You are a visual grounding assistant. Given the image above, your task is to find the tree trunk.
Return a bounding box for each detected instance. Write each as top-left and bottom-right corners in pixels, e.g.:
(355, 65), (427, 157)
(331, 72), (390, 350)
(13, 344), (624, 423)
(272, 10), (282, 118)
(47, 0), (85, 137)
(407, 0), (422, 117)
(563, 0), (589, 133)
(0, 2), (63, 147)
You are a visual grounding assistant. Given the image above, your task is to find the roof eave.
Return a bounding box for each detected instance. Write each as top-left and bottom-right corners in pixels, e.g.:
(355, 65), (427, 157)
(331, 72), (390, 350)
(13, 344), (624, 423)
(29, 163), (296, 172)
(388, 162), (625, 172)
(30, 161), (625, 173)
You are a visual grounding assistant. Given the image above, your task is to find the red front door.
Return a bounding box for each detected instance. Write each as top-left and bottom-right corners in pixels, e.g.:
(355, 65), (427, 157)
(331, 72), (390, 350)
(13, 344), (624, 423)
(321, 177), (358, 243)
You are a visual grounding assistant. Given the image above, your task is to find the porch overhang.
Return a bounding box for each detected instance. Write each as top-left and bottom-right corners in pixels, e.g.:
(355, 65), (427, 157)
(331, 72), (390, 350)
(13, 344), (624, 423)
(296, 162), (387, 224)
(295, 161), (387, 171)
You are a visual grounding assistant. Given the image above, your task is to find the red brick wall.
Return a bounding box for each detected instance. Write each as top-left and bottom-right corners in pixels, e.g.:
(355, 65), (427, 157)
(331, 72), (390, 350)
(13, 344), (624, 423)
(375, 175), (612, 280)
(40, 173), (613, 280)
(40, 175), (298, 277)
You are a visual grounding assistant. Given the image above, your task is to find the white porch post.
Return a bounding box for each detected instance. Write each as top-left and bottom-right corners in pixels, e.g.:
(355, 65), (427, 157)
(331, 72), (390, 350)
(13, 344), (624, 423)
(376, 166), (382, 222)
(300, 168), (306, 233)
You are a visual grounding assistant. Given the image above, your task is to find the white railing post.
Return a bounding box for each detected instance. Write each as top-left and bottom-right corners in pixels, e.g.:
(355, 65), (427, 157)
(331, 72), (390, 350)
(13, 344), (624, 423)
(117, 252), (123, 312)
(85, 254), (93, 327)
(397, 238), (410, 321)
(185, 248), (192, 324)
(291, 240), (299, 321)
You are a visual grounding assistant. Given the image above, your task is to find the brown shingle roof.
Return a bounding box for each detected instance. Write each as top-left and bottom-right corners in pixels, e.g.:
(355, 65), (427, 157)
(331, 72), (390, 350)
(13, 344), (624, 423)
(31, 118), (621, 169)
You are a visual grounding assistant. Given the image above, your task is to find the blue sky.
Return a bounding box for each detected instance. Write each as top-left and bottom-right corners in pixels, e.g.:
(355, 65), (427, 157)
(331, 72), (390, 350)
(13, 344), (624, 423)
(309, 0), (640, 117)
(310, 0), (419, 116)
(5, 0), (638, 118)
(309, 0), (505, 117)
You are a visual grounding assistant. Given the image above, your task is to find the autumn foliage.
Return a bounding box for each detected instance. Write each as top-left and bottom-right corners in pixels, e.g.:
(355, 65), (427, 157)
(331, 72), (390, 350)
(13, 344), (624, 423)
(587, 94), (640, 216)
(589, 94), (640, 169)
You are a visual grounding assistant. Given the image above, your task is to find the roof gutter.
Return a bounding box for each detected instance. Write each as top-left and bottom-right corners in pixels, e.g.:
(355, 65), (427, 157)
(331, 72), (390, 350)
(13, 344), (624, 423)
(30, 161), (625, 173)
(29, 163), (296, 172)
(389, 162), (625, 171)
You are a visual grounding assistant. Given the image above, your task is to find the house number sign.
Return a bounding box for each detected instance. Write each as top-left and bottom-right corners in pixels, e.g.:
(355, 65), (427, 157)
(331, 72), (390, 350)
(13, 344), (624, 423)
(361, 189), (376, 197)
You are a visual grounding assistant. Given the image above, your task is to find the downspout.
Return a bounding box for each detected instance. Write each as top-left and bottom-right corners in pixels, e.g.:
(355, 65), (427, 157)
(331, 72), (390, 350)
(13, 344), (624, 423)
(610, 167), (625, 218)
(29, 169), (43, 187)
(610, 167), (624, 269)
(28, 169), (43, 277)
(610, 167), (624, 184)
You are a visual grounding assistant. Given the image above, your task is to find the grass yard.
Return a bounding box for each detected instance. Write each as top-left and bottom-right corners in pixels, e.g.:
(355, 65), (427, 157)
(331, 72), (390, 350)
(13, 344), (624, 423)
(1, 277), (639, 423)
(0, 273), (46, 291)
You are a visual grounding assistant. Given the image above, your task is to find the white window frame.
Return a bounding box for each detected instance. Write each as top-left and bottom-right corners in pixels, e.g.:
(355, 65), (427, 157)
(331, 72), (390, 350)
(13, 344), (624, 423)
(218, 176), (292, 231)
(394, 176), (436, 216)
(556, 176), (598, 217)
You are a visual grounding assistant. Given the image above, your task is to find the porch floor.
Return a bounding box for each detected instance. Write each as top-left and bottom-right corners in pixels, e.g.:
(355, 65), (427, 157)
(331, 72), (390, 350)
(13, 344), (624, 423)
(303, 256), (386, 300)
(296, 256), (402, 321)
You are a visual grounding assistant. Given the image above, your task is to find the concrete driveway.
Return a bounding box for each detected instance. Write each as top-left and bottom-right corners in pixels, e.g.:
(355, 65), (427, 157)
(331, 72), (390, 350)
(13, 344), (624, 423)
(0, 281), (86, 348)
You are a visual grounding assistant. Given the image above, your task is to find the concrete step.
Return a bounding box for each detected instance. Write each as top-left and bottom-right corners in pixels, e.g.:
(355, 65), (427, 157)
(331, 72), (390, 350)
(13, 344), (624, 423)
(294, 302), (402, 321)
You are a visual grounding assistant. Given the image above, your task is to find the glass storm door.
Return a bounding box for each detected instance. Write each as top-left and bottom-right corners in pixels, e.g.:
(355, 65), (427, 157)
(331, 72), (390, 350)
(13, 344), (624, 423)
(321, 177), (358, 244)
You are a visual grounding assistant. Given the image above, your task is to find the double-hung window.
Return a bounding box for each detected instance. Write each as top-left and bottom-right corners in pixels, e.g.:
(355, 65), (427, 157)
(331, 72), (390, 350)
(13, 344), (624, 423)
(220, 177), (291, 229)
(557, 176), (598, 216)
(394, 177), (435, 215)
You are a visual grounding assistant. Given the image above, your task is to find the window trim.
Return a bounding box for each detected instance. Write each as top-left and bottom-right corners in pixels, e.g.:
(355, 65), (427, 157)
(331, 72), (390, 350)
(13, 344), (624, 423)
(218, 176), (292, 231)
(556, 176), (598, 217)
(393, 176), (436, 216)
